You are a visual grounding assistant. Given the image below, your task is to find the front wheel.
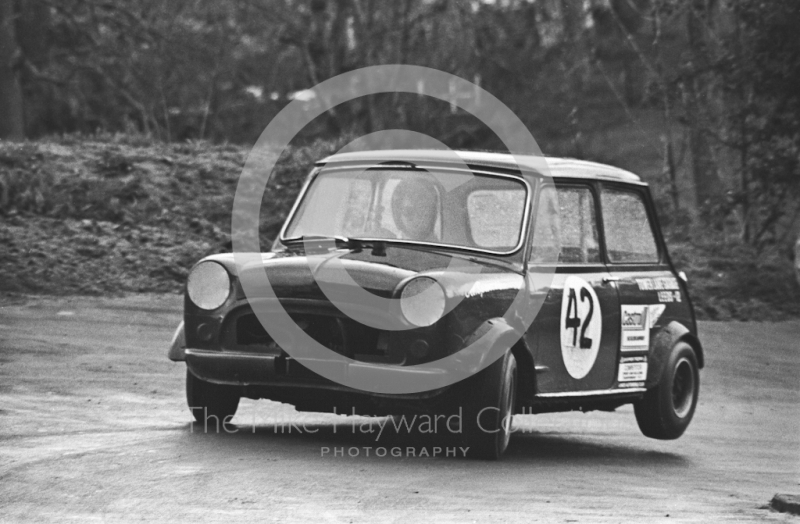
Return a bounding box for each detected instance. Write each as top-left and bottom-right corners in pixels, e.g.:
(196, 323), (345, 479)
(634, 342), (699, 440)
(186, 368), (240, 430)
(461, 351), (518, 460)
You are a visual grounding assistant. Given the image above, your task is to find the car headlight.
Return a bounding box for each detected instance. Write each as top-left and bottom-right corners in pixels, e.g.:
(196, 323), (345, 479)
(400, 277), (446, 327)
(187, 261), (231, 310)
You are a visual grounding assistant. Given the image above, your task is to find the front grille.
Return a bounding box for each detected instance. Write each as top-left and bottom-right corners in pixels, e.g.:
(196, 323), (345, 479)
(223, 307), (422, 365)
(291, 314), (345, 353)
(236, 314), (273, 346)
(228, 311), (346, 354)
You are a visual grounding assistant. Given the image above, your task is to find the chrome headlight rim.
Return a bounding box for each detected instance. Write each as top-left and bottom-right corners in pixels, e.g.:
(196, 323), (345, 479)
(399, 276), (447, 328)
(187, 261), (231, 311)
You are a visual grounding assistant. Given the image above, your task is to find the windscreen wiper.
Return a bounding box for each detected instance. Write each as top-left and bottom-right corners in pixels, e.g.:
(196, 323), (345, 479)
(282, 235), (386, 256)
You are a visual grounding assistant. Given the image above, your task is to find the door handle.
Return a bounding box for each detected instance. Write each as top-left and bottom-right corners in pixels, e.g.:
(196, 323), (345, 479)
(602, 276), (620, 284)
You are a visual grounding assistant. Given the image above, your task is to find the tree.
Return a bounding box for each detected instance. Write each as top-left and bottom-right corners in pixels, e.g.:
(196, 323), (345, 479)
(683, 0), (723, 216)
(0, 0), (24, 140)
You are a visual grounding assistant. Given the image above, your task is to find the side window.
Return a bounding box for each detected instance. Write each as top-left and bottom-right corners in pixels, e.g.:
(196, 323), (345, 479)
(557, 187), (601, 264)
(601, 189), (659, 263)
(530, 185), (600, 264)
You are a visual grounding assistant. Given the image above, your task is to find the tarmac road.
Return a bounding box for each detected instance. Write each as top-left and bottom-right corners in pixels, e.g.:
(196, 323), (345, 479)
(0, 294), (798, 523)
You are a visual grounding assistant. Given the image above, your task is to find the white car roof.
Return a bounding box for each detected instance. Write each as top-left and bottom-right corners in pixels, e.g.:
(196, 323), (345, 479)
(317, 149), (643, 184)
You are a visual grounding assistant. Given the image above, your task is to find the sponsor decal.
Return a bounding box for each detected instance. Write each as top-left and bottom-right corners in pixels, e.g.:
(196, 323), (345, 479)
(621, 355), (647, 363)
(621, 304), (650, 351)
(648, 304), (666, 328)
(622, 305), (647, 329)
(636, 277), (680, 291)
(618, 355), (648, 382)
(657, 290), (682, 303)
(618, 381), (645, 389)
(619, 304), (667, 350)
(560, 276), (602, 379)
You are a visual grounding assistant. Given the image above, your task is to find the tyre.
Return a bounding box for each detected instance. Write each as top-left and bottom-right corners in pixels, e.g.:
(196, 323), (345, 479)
(185, 368), (240, 430)
(634, 342), (699, 440)
(462, 351), (517, 460)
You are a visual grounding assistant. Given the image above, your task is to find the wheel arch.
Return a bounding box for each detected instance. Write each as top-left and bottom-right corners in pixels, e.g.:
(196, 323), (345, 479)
(510, 339), (536, 404)
(647, 321), (704, 388)
(459, 317), (536, 403)
(679, 331), (704, 369)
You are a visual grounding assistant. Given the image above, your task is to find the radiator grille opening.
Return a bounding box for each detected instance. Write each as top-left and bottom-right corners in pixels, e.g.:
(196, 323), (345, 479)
(231, 311), (405, 364)
(236, 314), (273, 346)
(235, 312), (345, 354)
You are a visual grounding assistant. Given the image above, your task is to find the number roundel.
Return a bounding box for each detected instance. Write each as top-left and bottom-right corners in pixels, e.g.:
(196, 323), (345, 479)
(560, 275), (602, 379)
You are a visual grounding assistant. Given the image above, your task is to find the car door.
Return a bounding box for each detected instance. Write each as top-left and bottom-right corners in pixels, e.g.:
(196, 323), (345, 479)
(598, 184), (689, 388)
(525, 182), (621, 394)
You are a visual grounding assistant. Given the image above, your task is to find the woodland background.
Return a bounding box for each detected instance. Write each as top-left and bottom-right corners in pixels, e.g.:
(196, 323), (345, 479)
(0, 0), (798, 319)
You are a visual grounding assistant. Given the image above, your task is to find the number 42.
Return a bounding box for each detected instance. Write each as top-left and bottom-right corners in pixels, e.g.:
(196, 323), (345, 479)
(565, 288), (594, 349)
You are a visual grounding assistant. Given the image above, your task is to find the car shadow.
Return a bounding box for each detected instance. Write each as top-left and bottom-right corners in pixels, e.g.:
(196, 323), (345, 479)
(504, 432), (689, 466)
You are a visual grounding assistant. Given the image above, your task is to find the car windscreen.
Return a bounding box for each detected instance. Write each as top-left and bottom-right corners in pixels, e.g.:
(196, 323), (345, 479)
(283, 168), (528, 253)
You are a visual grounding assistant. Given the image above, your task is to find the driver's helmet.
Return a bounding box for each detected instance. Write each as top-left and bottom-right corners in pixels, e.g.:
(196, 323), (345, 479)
(391, 176), (439, 240)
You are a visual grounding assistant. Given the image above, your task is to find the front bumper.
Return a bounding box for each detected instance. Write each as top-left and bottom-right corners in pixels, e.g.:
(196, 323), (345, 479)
(184, 348), (452, 398)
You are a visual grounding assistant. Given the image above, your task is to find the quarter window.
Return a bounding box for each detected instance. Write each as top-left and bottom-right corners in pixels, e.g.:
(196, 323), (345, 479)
(601, 189), (659, 263)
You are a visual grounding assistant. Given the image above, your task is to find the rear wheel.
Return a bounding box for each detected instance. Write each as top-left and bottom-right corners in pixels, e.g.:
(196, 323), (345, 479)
(462, 351), (517, 460)
(186, 368), (240, 430)
(634, 342), (699, 440)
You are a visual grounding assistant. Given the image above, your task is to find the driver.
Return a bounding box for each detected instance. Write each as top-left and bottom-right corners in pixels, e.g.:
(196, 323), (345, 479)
(391, 176), (439, 241)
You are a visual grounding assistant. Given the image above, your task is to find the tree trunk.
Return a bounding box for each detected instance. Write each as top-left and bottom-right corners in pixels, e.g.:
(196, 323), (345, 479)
(0, 0), (24, 140)
(686, 86), (720, 212)
(560, 0), (586, 157)
(686, 0), (721, 216)
(16, 0), (50, 66)
(653, 3), (681, 214)
(795, 235), (800, 288)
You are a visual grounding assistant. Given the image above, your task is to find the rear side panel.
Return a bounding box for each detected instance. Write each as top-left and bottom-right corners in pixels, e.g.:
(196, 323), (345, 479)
(597, 181), (700, 391)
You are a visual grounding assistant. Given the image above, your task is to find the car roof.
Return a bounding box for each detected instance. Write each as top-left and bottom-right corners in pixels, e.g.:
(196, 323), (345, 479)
(317, 149), (643, 184)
